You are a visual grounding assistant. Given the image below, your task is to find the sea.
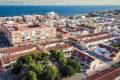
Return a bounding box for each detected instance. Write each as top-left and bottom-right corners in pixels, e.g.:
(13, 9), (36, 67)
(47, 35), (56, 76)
(0, 6), (120, 16)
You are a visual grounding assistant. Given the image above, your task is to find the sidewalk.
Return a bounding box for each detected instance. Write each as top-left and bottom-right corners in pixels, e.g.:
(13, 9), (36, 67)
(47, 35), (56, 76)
(62, 73), (87, 80)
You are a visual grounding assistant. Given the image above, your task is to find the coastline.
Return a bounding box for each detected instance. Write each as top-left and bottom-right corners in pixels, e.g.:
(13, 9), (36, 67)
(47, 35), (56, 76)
(0, 6), (119, 17)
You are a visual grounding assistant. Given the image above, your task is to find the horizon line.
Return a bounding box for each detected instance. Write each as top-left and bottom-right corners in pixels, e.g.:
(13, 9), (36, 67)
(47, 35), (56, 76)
(0, 4), (120, 6)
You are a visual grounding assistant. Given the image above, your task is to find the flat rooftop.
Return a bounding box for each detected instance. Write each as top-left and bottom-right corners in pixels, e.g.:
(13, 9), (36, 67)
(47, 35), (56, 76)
(84, 35), (115, 43)
(3, 24), (17, 32)
(69, 32), (116, 44)
(0, 45), (36, 57)
(86, 50), (111, 61)
(98, 44), (119, 53)
(72, 49), (95, 70)
(3, 23), (48, 32)
(73, 50), (95, 64)
(86, 44), (119, 61)
(43, 42), (73, 51)
(77, 32), (108, 39)
(41, 39), (64, 46)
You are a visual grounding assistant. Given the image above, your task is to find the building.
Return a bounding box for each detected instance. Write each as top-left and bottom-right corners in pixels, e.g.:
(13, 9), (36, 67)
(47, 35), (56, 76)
(40, 40), (74, 57)
(83, 44), (120, 75)
(56, 28), (70, 39)
(72, 49), (110, 75)
(40, 40), (111, 74)
(0, 45), (37, 72)
(69, 32), (117, 49)
(56, 25), (94, 37)
(40, 41), (120, 75)
(1, 22), (56, 47)
(87, 44), (120, 63)
(98, 44), (120, 63)
(86, 67), (120, 80)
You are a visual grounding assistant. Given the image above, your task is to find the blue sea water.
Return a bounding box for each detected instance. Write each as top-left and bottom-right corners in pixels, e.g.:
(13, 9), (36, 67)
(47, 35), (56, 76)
(0, 6), (120, 16)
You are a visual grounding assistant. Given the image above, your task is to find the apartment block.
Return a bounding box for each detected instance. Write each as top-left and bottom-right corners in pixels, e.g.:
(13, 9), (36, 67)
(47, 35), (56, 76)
(1, 22), (56, 47)
(0, 45), (37, 72)
(69, 32), (117, 49)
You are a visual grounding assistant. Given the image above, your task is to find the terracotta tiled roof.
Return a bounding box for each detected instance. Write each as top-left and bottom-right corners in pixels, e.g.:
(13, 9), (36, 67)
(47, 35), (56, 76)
(44, 44), (72, 51)
(98, 44), (119, 53)
(0, 45), (36, 55)
(73, 50), (95, 63)
(41, 40), (63, 46)
(0, 45), (36, 69)
(77, 32), (108, 38)
(86, 67), (120, 80)
(2, 52), (29, 64)
(84, 35), (115, 43)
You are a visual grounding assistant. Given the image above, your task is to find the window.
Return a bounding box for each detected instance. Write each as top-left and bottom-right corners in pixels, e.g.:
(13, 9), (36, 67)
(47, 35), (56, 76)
(17, 38), (19, 41)
(32, 31), (35, 36)
(12, 38), (15, 42)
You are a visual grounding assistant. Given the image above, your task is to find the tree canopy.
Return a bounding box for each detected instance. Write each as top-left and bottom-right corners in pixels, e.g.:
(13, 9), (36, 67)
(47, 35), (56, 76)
(11, 50), (81, 80)
(43, 66), (59, 80)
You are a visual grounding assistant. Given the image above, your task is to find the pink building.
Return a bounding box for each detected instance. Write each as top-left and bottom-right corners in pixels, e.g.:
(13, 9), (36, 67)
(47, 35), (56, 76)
(1, 23), (56, 47)
(0, 45), (37, 72)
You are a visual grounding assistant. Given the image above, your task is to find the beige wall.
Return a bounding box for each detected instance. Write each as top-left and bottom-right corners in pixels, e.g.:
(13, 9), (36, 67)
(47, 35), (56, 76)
(7, 27), (56, 47)
(112, 51), (120, 64)
(87, 59), (111, 76)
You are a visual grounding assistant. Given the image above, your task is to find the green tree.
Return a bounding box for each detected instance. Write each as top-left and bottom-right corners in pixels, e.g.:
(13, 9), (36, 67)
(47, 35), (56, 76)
(11, 54), (34, 74)
(11, 64), (21, 74)
(44, 66), (59, 80)
(58, 51), (67, 66)
(17, 54), (34, 65)
(67, 59), (81, 72)
(41, 53), (50, 60)
(50, 50), (58, 59)
(28, 63), (43, 74)
(22, 70), (38, 80)
(30, 52), (42, 61)
(60, 65), (75, 77)
(12, 50), (81, 80)
(50, 50), (67, 66)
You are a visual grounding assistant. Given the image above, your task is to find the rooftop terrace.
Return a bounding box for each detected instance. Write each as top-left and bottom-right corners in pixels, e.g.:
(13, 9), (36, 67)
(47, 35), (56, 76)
(99, 44), (119, 53)
(73, 50), (95, 64)
(84, 35), (115, 43)
(86, 50), (111, 61)
(77, 32), (108, 39)
(0, 45), (36, 57)
(86, 44), (119, 62)
(3, 23), (49, 32)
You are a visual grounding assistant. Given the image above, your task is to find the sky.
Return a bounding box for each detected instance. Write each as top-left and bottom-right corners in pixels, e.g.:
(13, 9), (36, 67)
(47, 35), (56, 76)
(0, 0), (120, 5)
